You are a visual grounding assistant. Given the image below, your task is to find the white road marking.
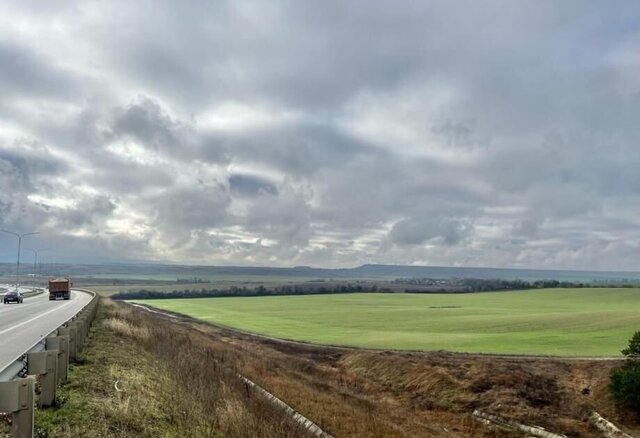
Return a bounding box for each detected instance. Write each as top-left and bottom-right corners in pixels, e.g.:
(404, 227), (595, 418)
(0, 299), (75, 336)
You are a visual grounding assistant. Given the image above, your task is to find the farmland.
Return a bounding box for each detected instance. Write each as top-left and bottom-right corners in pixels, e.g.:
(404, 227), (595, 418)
(135, 288), (640, 356)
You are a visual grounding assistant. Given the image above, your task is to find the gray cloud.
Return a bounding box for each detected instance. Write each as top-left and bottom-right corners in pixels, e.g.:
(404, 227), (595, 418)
(0, 42), (80, 100)
(229, 173), (278, 197)
(0, 1), (639, 270)
(150, 184), (231, 233)
(110, 98), (192, 156)
(390, 217), (471, 247)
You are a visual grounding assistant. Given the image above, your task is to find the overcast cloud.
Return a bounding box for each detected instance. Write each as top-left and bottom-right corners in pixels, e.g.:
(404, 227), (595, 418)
(0, 1), (639, 270)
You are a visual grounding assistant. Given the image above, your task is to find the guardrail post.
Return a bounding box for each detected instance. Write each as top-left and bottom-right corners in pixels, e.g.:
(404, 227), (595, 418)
(81, 314), (91, 333)
(58, 326), (77, 362)
(27, 350), (58, 407)
(0, 376), (35, 438)
(79, 317), (87, 346)
(79, 316), (88, 341)
(46, 335), (69, 383)
(71, 320), (84, 351)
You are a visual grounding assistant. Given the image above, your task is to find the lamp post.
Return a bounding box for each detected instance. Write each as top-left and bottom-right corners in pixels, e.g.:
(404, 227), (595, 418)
(1, 230), (40, 287)
(27, 248), (49, 286)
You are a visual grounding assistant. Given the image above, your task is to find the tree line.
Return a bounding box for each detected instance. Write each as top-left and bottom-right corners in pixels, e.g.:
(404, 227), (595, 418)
(111, 283), (389, 300)
(111, 277), (639, 300)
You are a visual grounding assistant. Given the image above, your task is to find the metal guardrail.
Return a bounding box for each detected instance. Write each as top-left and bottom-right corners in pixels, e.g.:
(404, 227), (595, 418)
(0, 289), (98, 438)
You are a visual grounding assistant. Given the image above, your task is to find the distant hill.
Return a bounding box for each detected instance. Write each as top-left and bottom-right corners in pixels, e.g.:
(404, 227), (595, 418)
(349, 264), (640, 282)
(2, 262), (640, 283)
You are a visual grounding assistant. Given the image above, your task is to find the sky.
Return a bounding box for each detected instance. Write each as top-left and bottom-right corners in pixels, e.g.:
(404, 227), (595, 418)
(0, 1), (639, 270)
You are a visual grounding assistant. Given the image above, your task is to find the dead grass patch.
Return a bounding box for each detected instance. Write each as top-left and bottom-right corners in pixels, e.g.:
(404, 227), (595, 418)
(75, 299), (640, 437)
(35, 299), (309, 438)
(132, 303), (640, 437)
(103, 318), (150, 342)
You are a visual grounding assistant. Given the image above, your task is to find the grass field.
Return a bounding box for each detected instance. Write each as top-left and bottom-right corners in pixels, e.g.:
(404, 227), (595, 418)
(133, 288), (640, 356)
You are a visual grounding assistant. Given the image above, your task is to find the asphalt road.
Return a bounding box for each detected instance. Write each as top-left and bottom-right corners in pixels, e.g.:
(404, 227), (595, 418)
(0, 289), (92, 372)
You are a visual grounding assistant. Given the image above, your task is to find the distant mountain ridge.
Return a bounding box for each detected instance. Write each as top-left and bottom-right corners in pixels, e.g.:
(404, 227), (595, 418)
(2, 262), (640, 282)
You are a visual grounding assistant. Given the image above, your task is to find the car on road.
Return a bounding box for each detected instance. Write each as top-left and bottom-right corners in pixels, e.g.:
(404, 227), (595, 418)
(3, 289), (24, 304)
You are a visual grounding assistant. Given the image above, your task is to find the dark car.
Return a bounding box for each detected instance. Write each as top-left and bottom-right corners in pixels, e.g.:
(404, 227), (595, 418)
(3, 289), (23, 304)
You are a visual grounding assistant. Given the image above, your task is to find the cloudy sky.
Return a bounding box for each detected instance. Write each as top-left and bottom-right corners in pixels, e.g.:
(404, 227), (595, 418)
(0, 1), (639, 270)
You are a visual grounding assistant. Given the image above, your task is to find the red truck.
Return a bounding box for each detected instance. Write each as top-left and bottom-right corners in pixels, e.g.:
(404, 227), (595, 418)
(49, 278), (72, 300)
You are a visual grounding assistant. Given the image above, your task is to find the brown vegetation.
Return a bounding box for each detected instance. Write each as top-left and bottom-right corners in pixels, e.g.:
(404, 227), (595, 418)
(105, 300), (311, 437)
(35, 299), (311, 437)
(112, 301), (637, 437)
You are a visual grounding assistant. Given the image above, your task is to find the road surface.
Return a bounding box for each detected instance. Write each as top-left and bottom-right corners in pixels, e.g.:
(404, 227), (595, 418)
(0, 289), (92, 372)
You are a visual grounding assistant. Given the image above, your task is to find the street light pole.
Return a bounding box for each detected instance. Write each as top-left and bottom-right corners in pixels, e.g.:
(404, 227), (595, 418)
(1, 230), (40, 287)
(27, 248), (49, 286)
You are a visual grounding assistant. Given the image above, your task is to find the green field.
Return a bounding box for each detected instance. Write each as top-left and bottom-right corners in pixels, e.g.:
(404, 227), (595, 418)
(133, 288), (640, 356)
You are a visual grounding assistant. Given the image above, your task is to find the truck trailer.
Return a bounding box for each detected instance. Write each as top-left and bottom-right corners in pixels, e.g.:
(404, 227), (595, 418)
(49, 278), (72, 300)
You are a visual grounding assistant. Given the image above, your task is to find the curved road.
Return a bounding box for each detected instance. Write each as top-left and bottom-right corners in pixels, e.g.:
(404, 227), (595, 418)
(0, 289), (92, 372)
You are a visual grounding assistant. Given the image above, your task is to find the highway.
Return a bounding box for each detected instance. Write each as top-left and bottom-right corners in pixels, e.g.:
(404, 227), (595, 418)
(0, 289), (92, 372)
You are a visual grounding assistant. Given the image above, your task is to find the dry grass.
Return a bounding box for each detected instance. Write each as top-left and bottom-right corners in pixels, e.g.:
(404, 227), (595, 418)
(337, 350), (640, 436)
(109, 301), (310, 438)
(124, 301), (640, 437)
(35, 302), (180, 437)
(120, 303), (506, 437)
(103, 318), (151, 342)
(35, 299), (309, 438)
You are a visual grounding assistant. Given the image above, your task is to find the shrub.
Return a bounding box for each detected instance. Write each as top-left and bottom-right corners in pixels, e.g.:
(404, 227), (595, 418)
(622, 331), (640, 358)
(610, 330), (640, 418)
